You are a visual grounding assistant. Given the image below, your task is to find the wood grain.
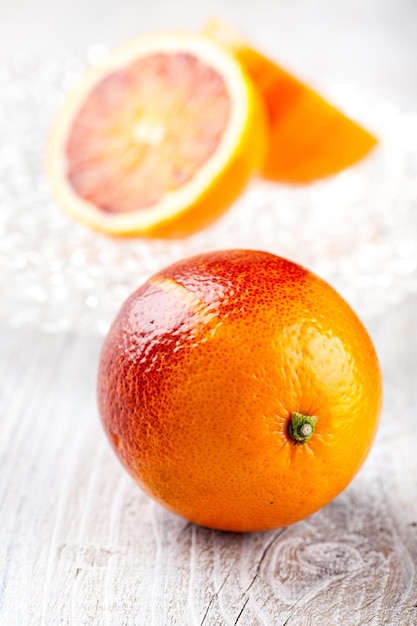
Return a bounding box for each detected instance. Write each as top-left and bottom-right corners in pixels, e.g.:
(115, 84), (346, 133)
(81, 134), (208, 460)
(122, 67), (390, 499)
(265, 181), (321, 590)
(1, 294), (417, 624)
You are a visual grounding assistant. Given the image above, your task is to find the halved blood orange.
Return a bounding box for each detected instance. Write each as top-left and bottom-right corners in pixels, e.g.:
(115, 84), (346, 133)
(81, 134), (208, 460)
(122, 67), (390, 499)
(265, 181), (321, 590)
(47, 32), (267, 237)
(203, 17), (378, 184)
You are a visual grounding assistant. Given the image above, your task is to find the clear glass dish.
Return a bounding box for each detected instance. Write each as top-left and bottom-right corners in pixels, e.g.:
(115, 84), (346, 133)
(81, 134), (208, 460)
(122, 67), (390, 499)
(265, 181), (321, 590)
(1, 49), (417, 336)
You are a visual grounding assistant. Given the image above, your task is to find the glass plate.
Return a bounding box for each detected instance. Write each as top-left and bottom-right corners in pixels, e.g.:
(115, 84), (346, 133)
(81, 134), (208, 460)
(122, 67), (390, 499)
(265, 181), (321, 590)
(1, 49), (417, 336)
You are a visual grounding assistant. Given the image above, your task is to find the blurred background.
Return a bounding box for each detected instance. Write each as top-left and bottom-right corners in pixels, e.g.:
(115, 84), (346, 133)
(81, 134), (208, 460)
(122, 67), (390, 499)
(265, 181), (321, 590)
(1, 0), (416, 110)
(1, 0), (416, 335)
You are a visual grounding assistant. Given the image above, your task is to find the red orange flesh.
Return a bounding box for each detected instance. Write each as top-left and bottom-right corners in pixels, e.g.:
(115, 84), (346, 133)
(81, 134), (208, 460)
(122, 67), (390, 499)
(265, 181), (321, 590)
(47, 33), (267, 237)
(66, 52), (232, 212)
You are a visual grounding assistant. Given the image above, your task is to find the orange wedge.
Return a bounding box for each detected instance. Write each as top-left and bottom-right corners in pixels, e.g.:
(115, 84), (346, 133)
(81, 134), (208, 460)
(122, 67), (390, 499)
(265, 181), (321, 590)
(203, 17), (378, 184)
(47, 32), (267, 237)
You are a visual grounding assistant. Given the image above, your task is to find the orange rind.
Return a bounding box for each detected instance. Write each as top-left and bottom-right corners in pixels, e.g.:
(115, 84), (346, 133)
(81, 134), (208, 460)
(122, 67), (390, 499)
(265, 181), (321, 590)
(203, 17), (378, 183)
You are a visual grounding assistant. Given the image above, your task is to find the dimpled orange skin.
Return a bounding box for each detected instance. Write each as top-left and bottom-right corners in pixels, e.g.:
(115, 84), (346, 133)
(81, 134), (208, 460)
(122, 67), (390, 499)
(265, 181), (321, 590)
(97, 250), (383, 532)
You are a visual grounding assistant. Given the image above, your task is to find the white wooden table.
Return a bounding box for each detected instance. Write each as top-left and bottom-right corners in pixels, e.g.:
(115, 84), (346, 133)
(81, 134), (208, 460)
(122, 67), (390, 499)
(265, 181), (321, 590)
(1, 1), (417, 624)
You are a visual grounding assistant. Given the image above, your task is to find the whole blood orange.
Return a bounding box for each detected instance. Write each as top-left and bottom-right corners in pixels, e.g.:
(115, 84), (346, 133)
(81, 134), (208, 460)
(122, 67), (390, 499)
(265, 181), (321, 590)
(47, 32), (267, 238)
(98, 250), (383, 532)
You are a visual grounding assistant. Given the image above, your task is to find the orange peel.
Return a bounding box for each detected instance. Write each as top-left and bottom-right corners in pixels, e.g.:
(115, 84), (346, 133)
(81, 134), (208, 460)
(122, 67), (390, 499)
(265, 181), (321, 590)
(203, 17), (378, 183)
